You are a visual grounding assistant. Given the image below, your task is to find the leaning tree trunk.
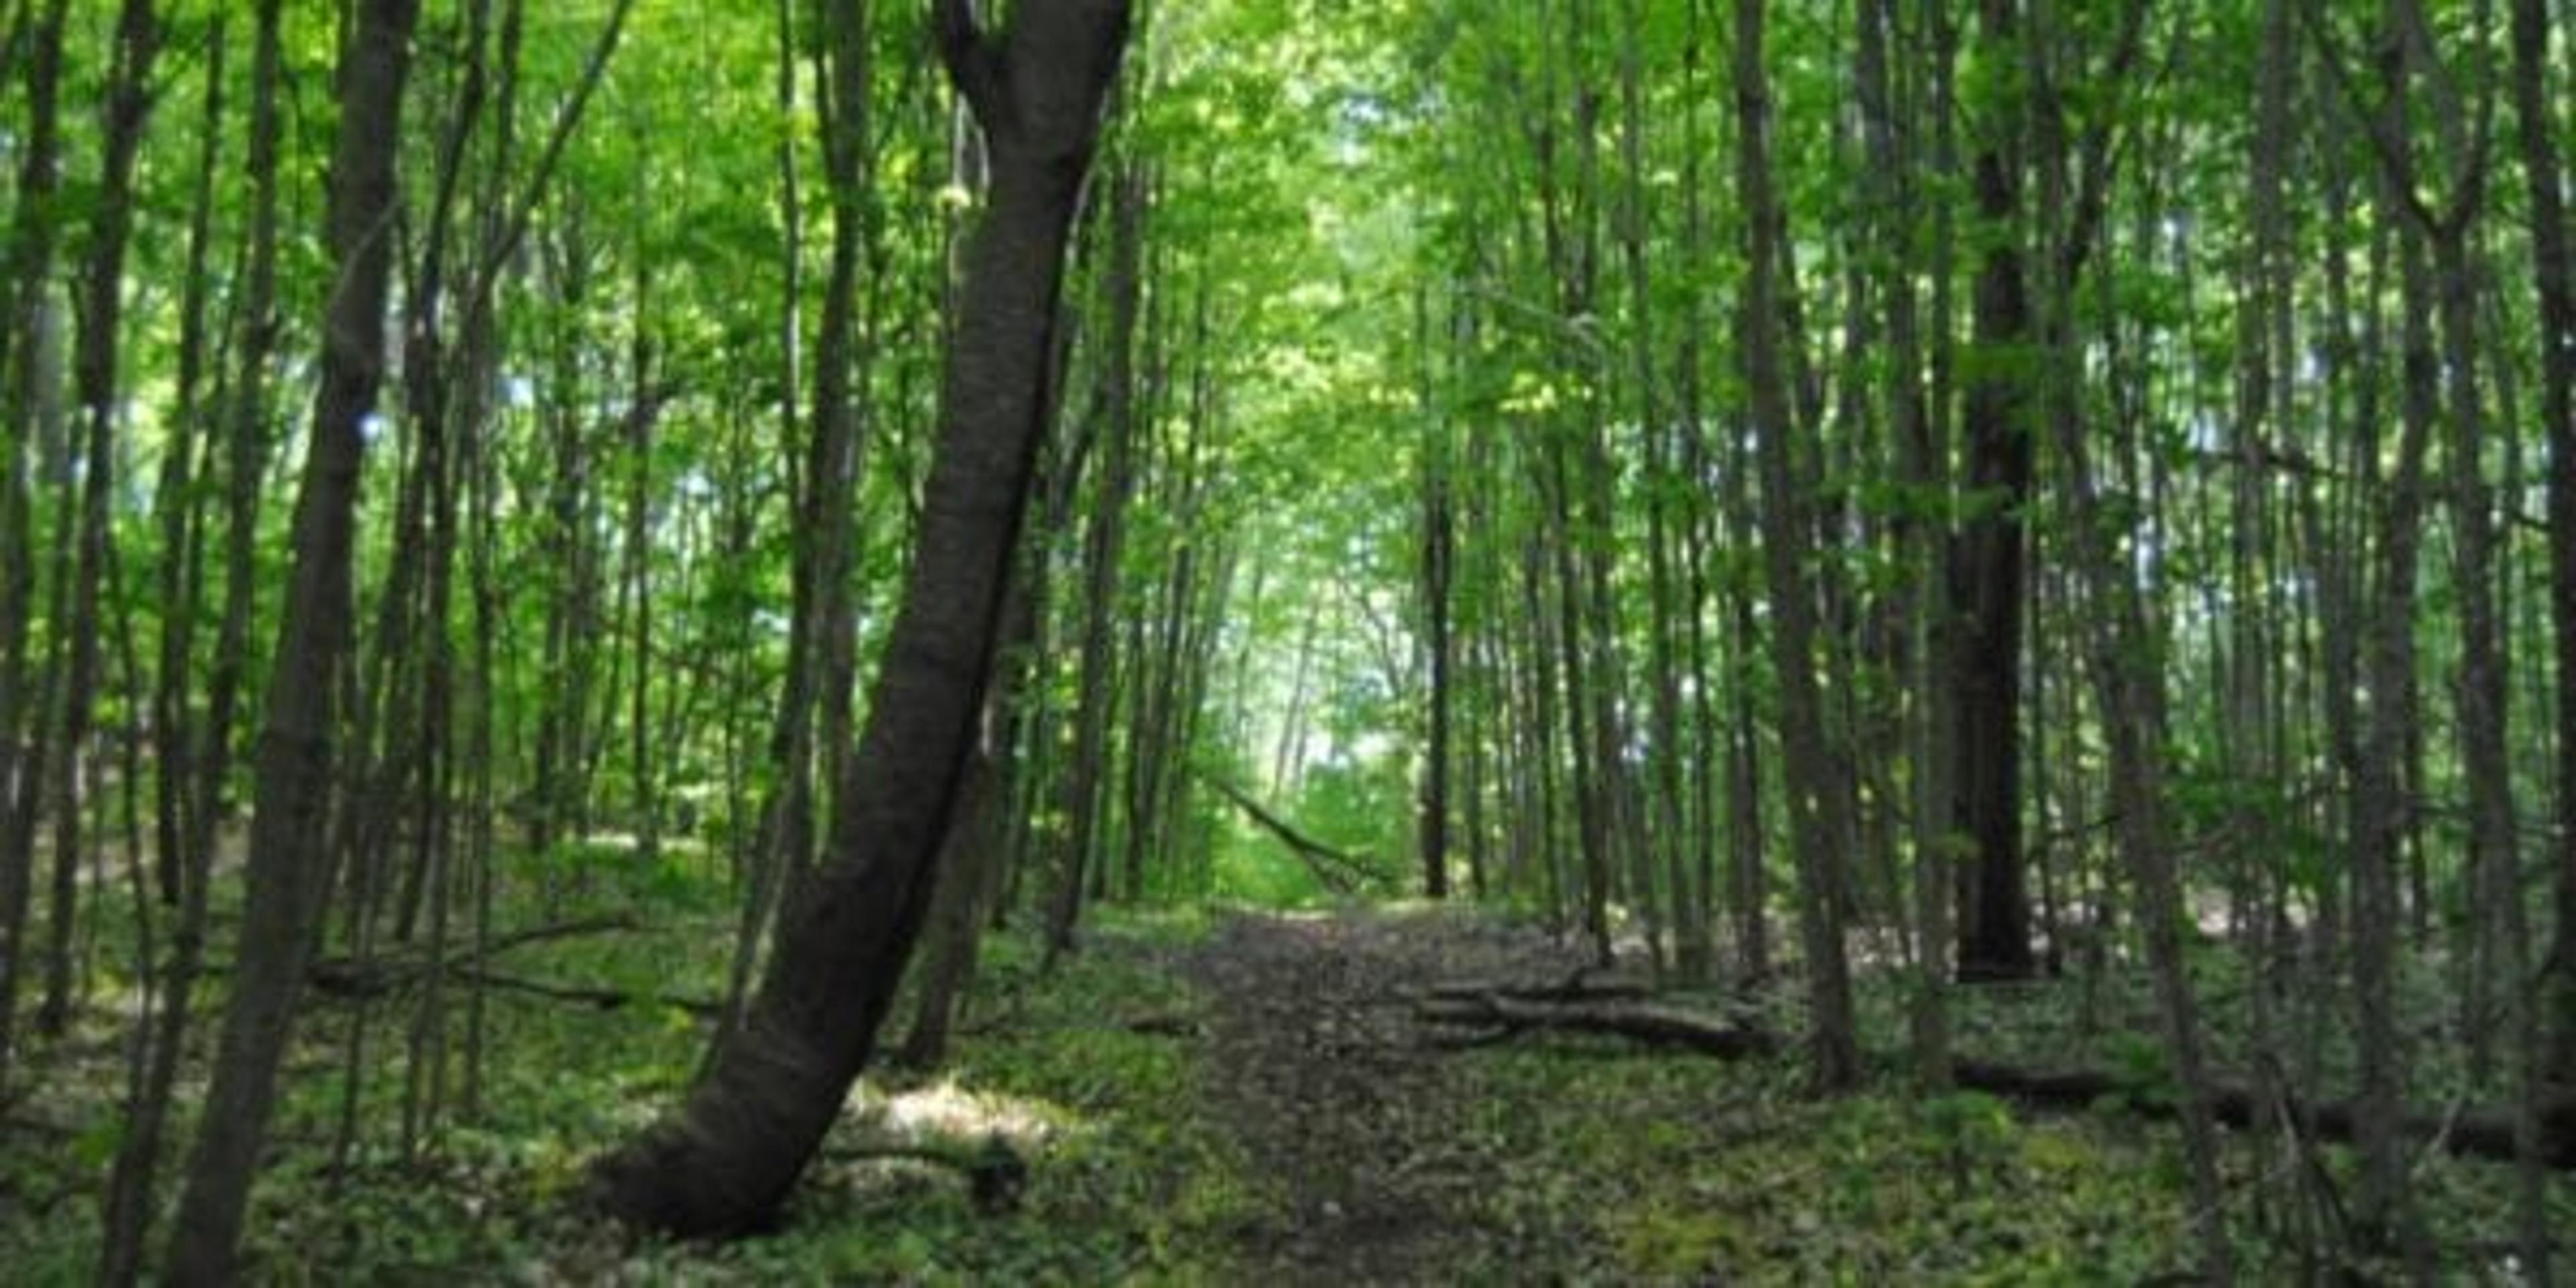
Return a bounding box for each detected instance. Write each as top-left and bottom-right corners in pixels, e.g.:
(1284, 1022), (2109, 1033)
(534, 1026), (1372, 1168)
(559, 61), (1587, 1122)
(588, 0), (1130, 1239)
(162, 0), (421, 1281)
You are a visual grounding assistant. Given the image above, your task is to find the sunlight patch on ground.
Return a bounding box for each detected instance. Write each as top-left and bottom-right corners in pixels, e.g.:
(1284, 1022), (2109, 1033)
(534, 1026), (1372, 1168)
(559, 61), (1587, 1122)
(851, 1077), (1077, 1151)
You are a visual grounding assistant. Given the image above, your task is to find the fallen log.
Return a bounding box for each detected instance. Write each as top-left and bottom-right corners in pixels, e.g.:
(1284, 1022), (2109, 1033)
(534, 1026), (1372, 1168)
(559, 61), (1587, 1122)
(1418, 992), (2576, 1170)
(1417, 992), (1782, 1059)
(1949, 1059), (2576, 1171)
(1419, 967), (1655, 1005)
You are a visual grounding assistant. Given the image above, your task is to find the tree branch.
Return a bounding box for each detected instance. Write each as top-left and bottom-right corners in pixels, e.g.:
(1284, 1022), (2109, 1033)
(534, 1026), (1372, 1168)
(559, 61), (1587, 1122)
(935, 0), (1003, 126)
(462, 0), (637, 339)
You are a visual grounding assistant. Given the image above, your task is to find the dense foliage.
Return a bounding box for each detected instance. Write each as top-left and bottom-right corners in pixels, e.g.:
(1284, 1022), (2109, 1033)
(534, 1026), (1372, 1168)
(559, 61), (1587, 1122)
(0, 0), (2571, 1280)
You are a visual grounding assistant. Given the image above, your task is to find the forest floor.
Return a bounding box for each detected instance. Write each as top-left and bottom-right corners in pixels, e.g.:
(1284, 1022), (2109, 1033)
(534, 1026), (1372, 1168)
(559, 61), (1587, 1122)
(6, 867), (2575, 1283)
(1185, 906), (1594, 1283)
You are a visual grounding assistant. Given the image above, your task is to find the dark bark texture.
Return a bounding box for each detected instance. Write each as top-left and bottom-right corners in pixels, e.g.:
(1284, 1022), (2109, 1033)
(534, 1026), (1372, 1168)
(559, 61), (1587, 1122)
(2515, 0), (2576, 1085)
(588, 0), (1130, 1238)
(1950, 0), (2034, 981)
(163, 0), (422, 1280)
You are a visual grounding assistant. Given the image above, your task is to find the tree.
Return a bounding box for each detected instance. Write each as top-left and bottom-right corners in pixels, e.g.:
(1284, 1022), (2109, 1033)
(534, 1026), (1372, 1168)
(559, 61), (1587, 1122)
(164, 0), (424, 1278)
(1417, 304), (1456, 901)
(1950, 0), (2036, 982)
(2023, 2), (2229, 1270)
(1044, 158), (1145, 960)
(588, 0), (1132, 1237)
(0, 0), (70, 1094)
(2519, 0), (2576, 1089)
(1735, 0), (1859, 1092)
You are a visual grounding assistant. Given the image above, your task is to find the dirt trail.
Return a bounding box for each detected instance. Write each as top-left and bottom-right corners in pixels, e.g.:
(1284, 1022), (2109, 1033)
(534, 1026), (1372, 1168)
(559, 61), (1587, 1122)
(1185, 906), (1593, 1285)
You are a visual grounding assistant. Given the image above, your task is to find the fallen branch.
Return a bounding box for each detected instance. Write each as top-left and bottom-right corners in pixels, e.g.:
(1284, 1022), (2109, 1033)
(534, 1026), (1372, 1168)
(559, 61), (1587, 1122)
(455, 968), (719, 1018)
(304, 914), (641, 1000)
(1197, 774), (1385, 894)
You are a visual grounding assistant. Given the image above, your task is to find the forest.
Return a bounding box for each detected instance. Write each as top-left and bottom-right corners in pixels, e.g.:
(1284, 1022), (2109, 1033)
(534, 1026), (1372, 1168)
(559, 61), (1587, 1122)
(1, 0), (2573, 1281)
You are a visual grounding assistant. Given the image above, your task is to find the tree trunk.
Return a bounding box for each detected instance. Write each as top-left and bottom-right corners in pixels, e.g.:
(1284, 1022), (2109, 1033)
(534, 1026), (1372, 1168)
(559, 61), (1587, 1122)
(898, 541), (1048, 1069)
(1950, 0), (2034, 982)
(0, 0), (69, 1090)
(1859, 0), (1951, 1082)
(36, 0), (156, 1040)
(2518, 0), (2576, 1090)
(1419, 379), (1455, 902)
(715, 0), (826, 1049)
(2025, 1), (2228, 1271)
(1735, 0), (1858, 1092)
(2337, 3), (2452, 1258)
(100, 9), (217, 1279)
(588, 0), (1130, 1238)
(163, 0), (422, 1279)
(1045, 160), (1144, 960)
(895, 724), (1005, 1069)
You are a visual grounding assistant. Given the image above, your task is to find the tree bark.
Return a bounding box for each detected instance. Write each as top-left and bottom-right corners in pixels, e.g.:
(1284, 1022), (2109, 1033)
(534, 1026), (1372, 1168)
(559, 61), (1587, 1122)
(163, 0), (422, 1279)
(0, 0), (69, 1091)
(1419, 378), (1456, 902)
(2328, 1), (2446, 1256)
(100, 9), (215, 1279)
(1736, 0), (1859, 1091)
(715, 0), (828, 1050)
(34, 0), (156, 1041)
(2517, 0), (2576, 1089)
(1951, 0), (2035, 982)
(1045, 160), (1144, 960)
(588, 0), (1130, 1238)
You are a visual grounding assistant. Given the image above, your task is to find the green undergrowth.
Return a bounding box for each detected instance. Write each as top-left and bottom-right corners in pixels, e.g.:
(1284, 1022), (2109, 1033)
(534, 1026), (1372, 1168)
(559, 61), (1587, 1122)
(0, 859), (1243, 1285)
(1474, 1042), (2571, 1283)
(5, 872), (2571, 1283)
(606, 910), (1253, 1285)
(1448, 1046), (2200, 1283)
